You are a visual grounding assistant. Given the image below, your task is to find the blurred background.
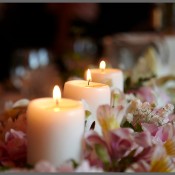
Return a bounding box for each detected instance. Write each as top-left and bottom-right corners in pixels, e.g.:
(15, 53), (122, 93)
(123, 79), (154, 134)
(0, 3), (175, 107)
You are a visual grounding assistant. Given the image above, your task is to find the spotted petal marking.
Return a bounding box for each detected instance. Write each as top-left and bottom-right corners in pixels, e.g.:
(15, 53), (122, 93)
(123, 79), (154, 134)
(150, 156), (175, 172)
(150, 146), (175, 172)
(164, 139), (175, 157)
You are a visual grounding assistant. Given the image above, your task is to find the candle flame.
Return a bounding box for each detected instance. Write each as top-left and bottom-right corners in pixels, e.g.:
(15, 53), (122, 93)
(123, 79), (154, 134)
(87, 69), (91, 85)
(53, 85), (61, 105)
(99, 60), (106, 71)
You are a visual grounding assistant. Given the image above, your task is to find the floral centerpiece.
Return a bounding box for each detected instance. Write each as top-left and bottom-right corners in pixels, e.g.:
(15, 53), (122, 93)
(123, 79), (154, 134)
(0, 83), (175, 172)
(1, 46), (175, 172)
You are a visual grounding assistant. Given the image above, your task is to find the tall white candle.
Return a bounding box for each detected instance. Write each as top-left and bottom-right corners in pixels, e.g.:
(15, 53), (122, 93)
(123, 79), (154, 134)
(89, 60), (124, 91)
(63, 71), (110, 133)
(27, 86), (85, 167)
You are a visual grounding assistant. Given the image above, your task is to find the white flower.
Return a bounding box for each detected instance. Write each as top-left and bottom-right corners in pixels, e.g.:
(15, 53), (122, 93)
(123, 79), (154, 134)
(126, 113), (133, 123)
(12, 99), (29, 108)
(75, 160), (103, 172)
(34, 160), (57, 172)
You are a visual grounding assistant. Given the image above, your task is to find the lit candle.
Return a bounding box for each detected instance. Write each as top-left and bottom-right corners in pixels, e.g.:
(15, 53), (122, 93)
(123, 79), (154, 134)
(89, 60), (124, 91)
(63, 69), (111, 133)
(27, 85), (85, 166)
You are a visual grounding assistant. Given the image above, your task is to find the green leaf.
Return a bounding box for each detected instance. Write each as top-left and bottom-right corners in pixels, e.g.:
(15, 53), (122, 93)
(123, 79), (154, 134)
(134, 123), (143, 132)
(24, 163), (34, 169)
(118, 149), (137, 172)
(122, 121), (143, 132)
(70, 159), (79, 168)
(0, 166), (10, 171)
(124, 77), (132, 92)
(85, 110), (91, 119)
(95, 144), (110, 164)
(124, 74), (156, 93)
(111, 92), (120, 107)
(121, 120), (134, 129)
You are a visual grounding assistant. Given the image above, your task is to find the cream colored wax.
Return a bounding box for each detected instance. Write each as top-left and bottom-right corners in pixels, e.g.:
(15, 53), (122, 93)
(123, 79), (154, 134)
(27, 98), (85, 167)
(88, 61), (124, 91)
(63, 80), (111, 133)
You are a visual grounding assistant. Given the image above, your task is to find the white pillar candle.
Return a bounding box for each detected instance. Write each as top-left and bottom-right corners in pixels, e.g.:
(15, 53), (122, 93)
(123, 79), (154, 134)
(27, 85), (85, 167)
(63, 71), (110, 133)
(89, 60), (124, 91)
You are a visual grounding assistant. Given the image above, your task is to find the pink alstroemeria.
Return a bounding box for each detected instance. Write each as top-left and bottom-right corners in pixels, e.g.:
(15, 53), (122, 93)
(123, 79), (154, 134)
(126, 145), (175, 172)
(142, 122), (175, 159)
(125, 160), (150, 172)
(0, 113), (27, 140)
(97, 105), (121, 135)
(142, 122), (175, 143)
(84, 127), (153, 172)
(84, 130), (109, 168)
(128, 86), (170, 108)
(0, 129), (27, 167)
(130, 86), (156, 104)
(150, 145), (175, 172)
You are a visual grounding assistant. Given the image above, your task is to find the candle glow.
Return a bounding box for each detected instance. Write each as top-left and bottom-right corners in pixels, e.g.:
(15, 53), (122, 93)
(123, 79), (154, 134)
(89, 60), (124, 91)
(99, 60), (106, 71)
(63, 79), (111, 134)
(27, 90), (85, 166)
(53, 85), (61, 105)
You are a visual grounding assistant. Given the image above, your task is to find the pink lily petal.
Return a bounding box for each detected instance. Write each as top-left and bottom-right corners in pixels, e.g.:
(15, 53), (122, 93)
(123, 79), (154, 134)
(141, 123), (159, 136)
(133, 131), (152, 147)
(126, 160), (150, 172)
(5, 129), (26, 142)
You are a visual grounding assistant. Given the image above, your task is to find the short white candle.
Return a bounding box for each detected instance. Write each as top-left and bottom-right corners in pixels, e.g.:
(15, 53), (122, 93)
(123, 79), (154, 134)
(27, 85), (85, 167)
(63, 71), (110, 133)
(89, 60), (124, 91)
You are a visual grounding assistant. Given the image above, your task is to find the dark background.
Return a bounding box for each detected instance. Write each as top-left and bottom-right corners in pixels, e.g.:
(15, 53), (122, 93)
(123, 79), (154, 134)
(0, 3), (174, 82)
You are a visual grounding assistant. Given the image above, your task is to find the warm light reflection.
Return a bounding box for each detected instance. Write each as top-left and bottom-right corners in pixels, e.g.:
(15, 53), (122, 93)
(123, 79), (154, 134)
(87, 69), (92, 85)
(99, 60), (106, 71)
(53, 85), (61, 105)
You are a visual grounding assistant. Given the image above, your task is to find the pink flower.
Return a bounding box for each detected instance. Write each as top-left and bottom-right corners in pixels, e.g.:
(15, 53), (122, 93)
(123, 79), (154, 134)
(0, 129), (27, 167)
(97, 105), (121, 135)
(125, 160), (150, 172)
(141, 123), (159, 136)
(0, 113), (27, 140)
(142, 123), (175, 143)
(128, 86), (170, 108)
(57, 162), (74, 172)
(126, 145), (175, 172)
(34, 160), (57, 172)
(84, 130), (109, 168)
(133, 131), (152, 148)
(150, 145), (175, 172)
(84, 128), (153, 172)
(135, 87), (156, 103)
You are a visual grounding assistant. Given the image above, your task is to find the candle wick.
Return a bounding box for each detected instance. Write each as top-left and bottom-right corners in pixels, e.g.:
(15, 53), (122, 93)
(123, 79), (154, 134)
(88, 79), (90, 86)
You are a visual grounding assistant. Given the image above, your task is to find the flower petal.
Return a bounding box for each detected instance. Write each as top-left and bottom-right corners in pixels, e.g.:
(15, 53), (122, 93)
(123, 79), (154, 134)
(164, 138), (175, 157)
(150, 145), (175, 172)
